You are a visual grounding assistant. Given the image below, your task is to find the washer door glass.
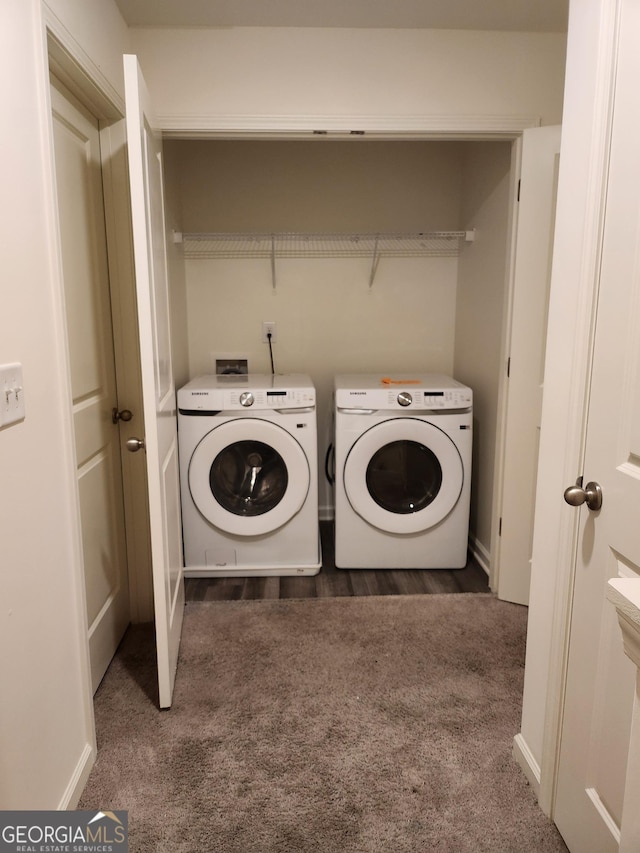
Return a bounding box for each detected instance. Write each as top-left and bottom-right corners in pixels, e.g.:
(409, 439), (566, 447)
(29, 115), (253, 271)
(210, 440), (288, 516)
(189, 419), (310, 536)
(366, 440), (442, 514)
(344, 418), (463, 534)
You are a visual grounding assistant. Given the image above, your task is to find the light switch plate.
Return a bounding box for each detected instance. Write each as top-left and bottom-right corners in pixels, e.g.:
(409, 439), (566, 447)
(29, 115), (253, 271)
(0, 362), (25, 427)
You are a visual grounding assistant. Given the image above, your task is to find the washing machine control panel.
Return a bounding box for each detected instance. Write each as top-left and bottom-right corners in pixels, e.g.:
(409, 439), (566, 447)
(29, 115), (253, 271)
(178, 375), (316, 413)
(227, 387), (315, 410)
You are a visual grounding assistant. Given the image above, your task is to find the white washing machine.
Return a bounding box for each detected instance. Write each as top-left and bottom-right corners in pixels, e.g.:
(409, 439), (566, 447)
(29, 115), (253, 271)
(178, 374), (321, 577)
(334, 374), (472, 569)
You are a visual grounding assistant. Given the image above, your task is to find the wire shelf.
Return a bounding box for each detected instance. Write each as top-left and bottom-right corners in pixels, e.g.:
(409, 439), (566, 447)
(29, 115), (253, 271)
(182, 231), (472, 258)
(179, 230), (475, 286)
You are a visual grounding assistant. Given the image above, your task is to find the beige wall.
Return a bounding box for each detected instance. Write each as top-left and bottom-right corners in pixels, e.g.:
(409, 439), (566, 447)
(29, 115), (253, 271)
(131, 28), (566, 129)
(0, 0), (130, 809)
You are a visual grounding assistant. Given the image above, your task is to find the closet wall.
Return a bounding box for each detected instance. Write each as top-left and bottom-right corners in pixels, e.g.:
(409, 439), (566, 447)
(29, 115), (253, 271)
(130, 28), (566, 127)
(164, 139), (510, 557)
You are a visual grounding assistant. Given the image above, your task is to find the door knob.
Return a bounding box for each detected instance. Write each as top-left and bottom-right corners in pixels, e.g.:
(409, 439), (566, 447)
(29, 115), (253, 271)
(563, 480), (603, 511)
(126, 437), (145, 453)
(112, 407), (133, 424)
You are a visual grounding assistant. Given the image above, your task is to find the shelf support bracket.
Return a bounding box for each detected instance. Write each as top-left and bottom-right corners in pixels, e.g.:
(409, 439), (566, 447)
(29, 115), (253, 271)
(369, 234), (380, 288)
(270, 234), (277, 291)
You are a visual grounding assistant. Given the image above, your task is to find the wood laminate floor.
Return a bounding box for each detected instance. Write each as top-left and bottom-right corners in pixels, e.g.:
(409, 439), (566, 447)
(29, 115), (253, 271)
(184, 521), (490, 602)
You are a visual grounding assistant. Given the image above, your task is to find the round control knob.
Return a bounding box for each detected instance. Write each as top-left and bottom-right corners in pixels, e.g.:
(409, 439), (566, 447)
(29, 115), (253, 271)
(239, 391), (255, 407)
(397, 391), (413, 407)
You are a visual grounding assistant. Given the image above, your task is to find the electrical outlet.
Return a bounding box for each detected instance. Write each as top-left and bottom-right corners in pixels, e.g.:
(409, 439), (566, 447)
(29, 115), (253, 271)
(0, 362), (25, 428)
(262, 321), (277, 343)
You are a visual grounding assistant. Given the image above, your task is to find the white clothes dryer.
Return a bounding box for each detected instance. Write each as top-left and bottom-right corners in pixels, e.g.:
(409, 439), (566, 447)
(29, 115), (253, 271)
(178, 374), (320, 577)
(334, 374), (472, 569)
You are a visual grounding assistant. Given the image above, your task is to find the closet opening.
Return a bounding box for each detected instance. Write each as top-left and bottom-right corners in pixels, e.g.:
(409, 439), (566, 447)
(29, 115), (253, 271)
(161, 131), (558, 604)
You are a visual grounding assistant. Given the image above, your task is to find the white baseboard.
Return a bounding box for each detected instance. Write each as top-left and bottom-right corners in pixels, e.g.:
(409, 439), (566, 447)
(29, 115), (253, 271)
(468, 533), (490, 576)
(513, 732), (541, 802)
(59, 742), (95, 809)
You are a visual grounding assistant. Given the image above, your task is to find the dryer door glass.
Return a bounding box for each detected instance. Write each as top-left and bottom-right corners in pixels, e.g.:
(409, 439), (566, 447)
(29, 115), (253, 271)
(210, 440), (288, 516)
(366, 440), (442, 514)
(343, 417), (464, 534)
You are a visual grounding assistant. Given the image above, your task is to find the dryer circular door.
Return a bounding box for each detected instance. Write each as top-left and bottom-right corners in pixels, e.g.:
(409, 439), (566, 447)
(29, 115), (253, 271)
(343, 418), (464, 534)
(188, 418), (310, 536)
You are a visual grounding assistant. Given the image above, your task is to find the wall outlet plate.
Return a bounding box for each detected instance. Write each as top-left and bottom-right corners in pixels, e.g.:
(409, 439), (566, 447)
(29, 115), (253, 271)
(262, 321), (277, 343)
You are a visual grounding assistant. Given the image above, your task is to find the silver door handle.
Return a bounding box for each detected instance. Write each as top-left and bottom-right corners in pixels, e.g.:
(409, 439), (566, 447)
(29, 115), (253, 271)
(563, 480), (602, 511)
(126, 437), (145, 453)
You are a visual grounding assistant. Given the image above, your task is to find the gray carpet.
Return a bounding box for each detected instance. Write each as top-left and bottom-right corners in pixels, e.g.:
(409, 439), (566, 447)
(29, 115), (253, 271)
(80, 594), (568, 852)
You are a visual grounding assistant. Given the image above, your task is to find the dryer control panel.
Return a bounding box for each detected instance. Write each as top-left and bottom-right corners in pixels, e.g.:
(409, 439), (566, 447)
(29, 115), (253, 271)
(390, 388), (473, 410)
(335, 374), (472, 411)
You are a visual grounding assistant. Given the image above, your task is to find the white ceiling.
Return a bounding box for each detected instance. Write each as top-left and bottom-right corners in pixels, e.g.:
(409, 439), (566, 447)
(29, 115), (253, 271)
(113, 0), (569, 32)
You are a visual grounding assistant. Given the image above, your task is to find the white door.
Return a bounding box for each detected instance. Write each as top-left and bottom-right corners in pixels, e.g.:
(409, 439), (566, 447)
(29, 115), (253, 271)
(50, 79), (130, 691)
(554, 3), (640, 848)
(496, 125), (561, 605)
(124, 55), (184, 709)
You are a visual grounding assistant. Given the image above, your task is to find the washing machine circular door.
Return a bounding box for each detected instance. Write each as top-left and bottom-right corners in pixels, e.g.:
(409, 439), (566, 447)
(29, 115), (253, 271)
(188, 418), (310, 536)
(343, 418), (464, 534)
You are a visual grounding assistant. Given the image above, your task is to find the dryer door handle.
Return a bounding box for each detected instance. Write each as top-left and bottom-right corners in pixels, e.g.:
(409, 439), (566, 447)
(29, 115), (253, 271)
(337, 408), (378, 415)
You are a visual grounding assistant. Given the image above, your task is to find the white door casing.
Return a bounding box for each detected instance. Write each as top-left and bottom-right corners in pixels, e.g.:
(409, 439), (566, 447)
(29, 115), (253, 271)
(124, 54), (184, 709)
(495, 125), (561, 606)
(553, 1), (640, 847)
(50, 79), (130, 692)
